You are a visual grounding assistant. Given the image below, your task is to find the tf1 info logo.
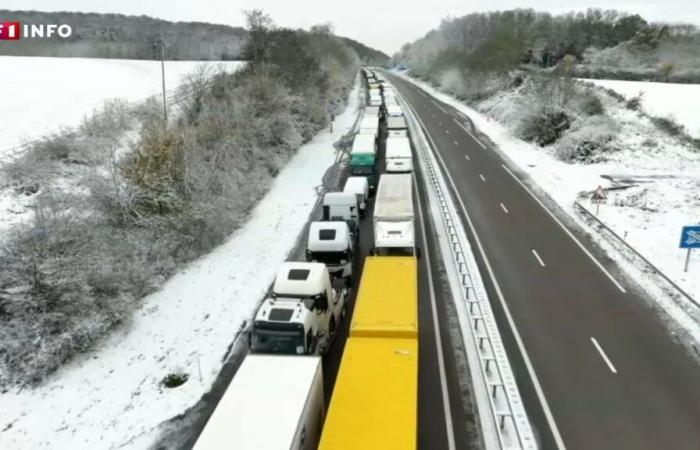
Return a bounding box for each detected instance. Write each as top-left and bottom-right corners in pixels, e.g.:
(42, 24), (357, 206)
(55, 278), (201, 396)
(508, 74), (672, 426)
(0, 21), (73, 40)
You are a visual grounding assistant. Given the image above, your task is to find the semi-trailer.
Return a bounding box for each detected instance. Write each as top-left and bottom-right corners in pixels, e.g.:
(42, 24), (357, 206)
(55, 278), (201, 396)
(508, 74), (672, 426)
(372, 174), (416, 256)
(385, 136), (413, 173)
(349, 133), (378, 189)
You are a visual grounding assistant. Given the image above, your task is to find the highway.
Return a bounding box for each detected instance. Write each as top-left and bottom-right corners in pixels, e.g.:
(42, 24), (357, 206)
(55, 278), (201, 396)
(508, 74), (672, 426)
(179, 81), (474, 450)
(386, 71), (700, 450)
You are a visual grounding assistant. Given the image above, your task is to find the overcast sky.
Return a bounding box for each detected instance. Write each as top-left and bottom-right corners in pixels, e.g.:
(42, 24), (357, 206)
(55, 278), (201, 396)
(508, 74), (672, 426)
(6, 0), (700, 54)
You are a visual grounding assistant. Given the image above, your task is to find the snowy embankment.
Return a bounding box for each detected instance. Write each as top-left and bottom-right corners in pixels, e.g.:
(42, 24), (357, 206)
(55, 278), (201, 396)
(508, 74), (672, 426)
(0, 57), (243, 237)
(0, 77), (360, 450)
(395, 71), (700, 343)
(584, 78), (700, 138)
(0, 56), (243, 155)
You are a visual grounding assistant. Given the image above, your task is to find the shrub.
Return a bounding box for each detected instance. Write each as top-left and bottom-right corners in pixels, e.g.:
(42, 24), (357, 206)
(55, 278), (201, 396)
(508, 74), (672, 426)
(650, 115), (685, 137)
(580, 93), (604, 116)
(625, 92), (644, 111)
(519, 109), (571, 146)
(555, 117), (619, 163)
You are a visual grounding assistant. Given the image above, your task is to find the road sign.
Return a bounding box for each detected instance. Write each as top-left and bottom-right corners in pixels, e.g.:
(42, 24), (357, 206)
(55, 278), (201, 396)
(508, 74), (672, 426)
(680, 226), (700, 249)
(680, 225), (700, 272)
(591, 185), (607, 202)
(590, 185), (608, 215)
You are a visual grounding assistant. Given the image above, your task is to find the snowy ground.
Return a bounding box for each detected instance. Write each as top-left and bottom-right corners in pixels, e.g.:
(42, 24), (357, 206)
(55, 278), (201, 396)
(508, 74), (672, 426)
(0, 57), (242, 240)
(0, 77), (361, 450)
(584, 78), (700, 138)
(0, 56), (243, 157)
(395, 71), (700, 344)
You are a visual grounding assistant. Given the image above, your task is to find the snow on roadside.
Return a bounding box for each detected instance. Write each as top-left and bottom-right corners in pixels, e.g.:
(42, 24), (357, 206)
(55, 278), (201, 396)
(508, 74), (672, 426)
(584, 78), (700, 138)
(0, 56), (243, 157)
(0, 77), (361, 450)
(393, 71), (700, 344)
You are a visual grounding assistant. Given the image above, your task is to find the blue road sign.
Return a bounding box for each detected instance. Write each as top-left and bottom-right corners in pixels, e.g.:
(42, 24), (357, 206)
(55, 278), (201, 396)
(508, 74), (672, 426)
(680, 226), (700, 249)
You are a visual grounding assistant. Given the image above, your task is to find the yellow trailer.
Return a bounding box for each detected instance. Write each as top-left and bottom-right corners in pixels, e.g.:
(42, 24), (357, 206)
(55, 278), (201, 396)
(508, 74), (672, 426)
(350, 256), (418, 339)
(318, 337), (418, 450)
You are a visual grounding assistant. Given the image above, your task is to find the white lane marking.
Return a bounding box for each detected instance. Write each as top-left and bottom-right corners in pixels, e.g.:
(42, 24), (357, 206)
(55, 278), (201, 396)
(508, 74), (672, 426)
(433, 100), (449, 114)
(479, 174), (486, 182)
(591, 337), (618, 374)
(500, 203), (509, 214)
(413, 176), (458, 450)
(452, 118), (486, 149)
(501, 164), (627, 294)
(532, 249), (546, 267)
(407, 95), (567, 450)
(454, 140), (459, 145)
(464, 154), (470, 161)
(446, 129), (450, 134)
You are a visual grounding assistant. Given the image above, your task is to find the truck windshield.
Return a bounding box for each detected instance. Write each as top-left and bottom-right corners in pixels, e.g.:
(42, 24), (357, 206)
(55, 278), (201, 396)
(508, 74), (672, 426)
(250, 325), (305, 355)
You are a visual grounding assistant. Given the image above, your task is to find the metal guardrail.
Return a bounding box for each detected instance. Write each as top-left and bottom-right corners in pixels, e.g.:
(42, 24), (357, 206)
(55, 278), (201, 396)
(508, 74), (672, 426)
(575, 200), (700, 310)
(399, 88), (537, 450)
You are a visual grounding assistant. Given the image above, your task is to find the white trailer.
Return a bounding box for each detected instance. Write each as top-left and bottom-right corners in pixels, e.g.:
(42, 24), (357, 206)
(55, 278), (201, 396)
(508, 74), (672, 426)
(385, 136), (413, 173)
(359, 115), (379, 138)
(373, 174), (416, 256)
(194, 355), (324, 450)
(387, 115), (408, 137)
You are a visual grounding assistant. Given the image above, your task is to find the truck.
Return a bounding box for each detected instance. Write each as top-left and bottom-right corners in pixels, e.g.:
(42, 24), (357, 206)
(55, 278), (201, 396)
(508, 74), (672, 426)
(385, 136), (413, 173)
(322, 192), (360, 240)
(318, 337), (418, 450)
(387, 115), (408, 137)
(249, 262), (347, 355)
(364, 105), (381, 119)
(350, 256), (418, 339)
(359, 115), (379, 139)
(350, 133), (377, 189)
(343, 176), (370, 215)
(306, 221), (354, 281)
(373, 174), (416, 256)
(194, 355), (324, 450)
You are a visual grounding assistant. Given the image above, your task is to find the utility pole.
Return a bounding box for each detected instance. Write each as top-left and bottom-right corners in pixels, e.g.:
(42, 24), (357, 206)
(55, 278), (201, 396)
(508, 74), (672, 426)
(160, 40), (167, 123)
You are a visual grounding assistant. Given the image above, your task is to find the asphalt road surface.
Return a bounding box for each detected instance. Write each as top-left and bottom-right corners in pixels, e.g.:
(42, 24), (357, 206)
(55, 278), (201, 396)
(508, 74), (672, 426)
(386, 71), (700, 450)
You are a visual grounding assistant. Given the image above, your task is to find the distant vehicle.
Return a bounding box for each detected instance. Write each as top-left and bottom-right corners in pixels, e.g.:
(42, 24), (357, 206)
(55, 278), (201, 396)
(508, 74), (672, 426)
(343, 176), (370, 214)
(350, 133), (378, 189)
(323, 192), (360, 239)
(373, 174), (416, 256)
(194, 354), (324, 450)
(250, 262), (347, 355)
(387, 115), (408, 137)
(306, 221), (354, 281)
(385, 136), (413, 173)
(364, 105), (381, 118)
(386, 103), (403, 118)
(359, 115), (380, 138)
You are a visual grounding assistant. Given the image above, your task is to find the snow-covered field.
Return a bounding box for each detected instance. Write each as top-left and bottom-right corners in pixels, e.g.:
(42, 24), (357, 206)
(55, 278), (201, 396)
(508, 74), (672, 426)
(395, 72), (700, 344)
(0, 78), (361, 450)
(0, 56), (243, 156)
(584, 78), (700, 138)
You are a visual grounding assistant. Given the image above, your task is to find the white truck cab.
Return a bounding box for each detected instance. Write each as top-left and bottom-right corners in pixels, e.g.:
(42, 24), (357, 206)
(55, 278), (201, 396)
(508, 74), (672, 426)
(322, 192), (360, 240)
(343, 176), (369, 215)
(250, 262), (347, 355)
(306, 221), (354, 281)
